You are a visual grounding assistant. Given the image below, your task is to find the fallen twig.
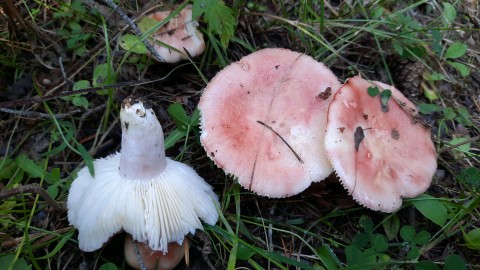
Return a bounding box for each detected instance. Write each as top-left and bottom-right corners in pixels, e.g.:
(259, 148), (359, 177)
(95, 0), (165, 62)
(0, 183), (63, 211)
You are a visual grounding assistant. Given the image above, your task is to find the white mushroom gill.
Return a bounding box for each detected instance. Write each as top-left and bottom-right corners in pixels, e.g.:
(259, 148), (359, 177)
(67, 98), (219, 253)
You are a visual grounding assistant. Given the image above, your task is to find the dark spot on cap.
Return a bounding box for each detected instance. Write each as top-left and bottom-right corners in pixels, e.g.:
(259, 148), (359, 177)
(362, 113), (368, 120)
(338, 127), (345, 133)
(125, 122), (129, 130)
(275, 65), (280, 69)
(354, 126), (365, 151)
(391, 128), (400, 140)
(316, 87), (332, 100)
(210, 152), (215, 157)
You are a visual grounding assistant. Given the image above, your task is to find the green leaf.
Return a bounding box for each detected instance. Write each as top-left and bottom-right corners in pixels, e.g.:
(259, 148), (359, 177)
(444, 254), (466, 270)
(392, 40), (404, 56)
(119, 34), (148, 54)
(203, 0), (236, 47)
(456, 107), (473, 126)
(72, 96), (89, 109)
(400, 225), (415, 242)
(167, 103), (190, 131)
(459, 167), (480, 189)
(423, 87), (438, 101)
(359, 216), (374, 233)
(40, 121), (75, 157)
(464, 228), (480, 250)
(47, 184), (59, 199)
(447, 61), (470, 77)
(236, 243), (255, 260)
(442, 2), (457, 27)
(192, 0), (217, 19)
(383, 214), (400, 241)
(352, 232), (370, 249)
(317, 245), (342, 270)
(444, 43), (467, 59)
(0, 158), (18, 180)
(380, 90), (392, 112)
(164, 129), (188, 150)
(76, 143), (95, 177)
(345, 245), (376, 267)
(425, 72), (445, 81)
(36, 231), (74, 260)
(411, 194), (449, 226)
(367, 86), (379, 97)
(448, 136), (471, 154)
(190, 108), (201, 125)
(73, 80), (91, 91)
(15, 153), (44, 178)
(443, 107), (457, 120)
(430, 30), (443, 55)
(373, 234), (389, 253)
(93, 63), (115, 94)
(407, 244), (419, 260)
(418, 103), (441, 115)
(138, 16), (160, 33)
(0, 255), (32, 270)
(415, 261), (441, 270)
(99, 263), (118, 270)
(414, 230), (431, 246)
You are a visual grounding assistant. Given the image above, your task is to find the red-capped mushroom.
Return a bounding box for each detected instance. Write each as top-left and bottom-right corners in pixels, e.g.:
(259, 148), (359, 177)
(124, 235), (186, 270)
(199, 48), (341, 197)
(324, 76), (437, 212)
(142, 5), (205, 63)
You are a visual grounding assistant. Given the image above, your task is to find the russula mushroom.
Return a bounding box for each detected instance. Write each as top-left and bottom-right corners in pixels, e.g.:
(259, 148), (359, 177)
(124, 235), (185, 270)
(141, 5), (205, 63)
(199, 48), (341, 197)
(324, 76), (437, 212)
(67, 98), (219, 269)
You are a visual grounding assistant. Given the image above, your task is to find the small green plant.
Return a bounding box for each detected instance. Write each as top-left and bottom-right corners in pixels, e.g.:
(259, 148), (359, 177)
(164, 103), (201, 157)
(192, 0), (236, 47)
(367, 86), (392, 112)
(54, 0), (99, 56)
(61, 80), (90, 109)
(345, 216), (467, 269)
(345, 216), (391, 269)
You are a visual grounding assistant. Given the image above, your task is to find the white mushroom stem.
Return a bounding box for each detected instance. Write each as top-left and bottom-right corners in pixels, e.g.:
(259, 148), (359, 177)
(119, 100), (167, 180)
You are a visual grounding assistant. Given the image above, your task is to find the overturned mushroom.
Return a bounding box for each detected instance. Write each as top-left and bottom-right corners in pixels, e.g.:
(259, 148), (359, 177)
(140, 5), (205, 63)
(199, 48), (341, 197)
(324, 76), (437, 212)
(67, 98), (219, 269)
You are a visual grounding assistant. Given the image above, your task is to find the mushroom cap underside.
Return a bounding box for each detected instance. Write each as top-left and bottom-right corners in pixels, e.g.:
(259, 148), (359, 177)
(67, 153), (219, 252)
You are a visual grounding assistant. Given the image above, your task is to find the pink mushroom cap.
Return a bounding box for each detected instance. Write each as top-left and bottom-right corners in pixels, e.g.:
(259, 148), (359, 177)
(325, 76), (437, 212)
(199, 48), (341, 197)
(146, 5), (204, 62)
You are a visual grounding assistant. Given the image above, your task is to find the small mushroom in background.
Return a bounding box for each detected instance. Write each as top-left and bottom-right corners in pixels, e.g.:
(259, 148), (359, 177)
(199, 48), (342, 198)
(140, 5), (205, 63)
(67, 98), (219, 269)
(324, 76), (437, 213)
(124, 235), (185, 270)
